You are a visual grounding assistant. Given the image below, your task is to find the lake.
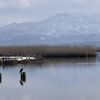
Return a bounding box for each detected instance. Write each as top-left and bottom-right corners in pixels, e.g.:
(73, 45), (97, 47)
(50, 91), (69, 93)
(0, 57), (100, 100)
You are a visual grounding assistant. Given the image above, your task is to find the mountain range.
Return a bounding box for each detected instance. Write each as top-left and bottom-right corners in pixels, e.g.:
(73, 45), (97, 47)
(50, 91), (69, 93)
(0, 13), (100, 46)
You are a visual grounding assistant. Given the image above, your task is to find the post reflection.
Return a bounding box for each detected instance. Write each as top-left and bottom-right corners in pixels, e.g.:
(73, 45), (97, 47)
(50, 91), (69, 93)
(19, 68), (26, 86)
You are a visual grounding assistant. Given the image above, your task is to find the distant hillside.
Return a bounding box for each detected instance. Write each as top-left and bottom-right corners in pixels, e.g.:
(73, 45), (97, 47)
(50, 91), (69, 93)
(0, 13), (100, 46)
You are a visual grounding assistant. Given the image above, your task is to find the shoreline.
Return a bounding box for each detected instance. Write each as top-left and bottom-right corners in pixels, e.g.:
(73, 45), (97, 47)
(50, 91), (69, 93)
(0, 46), (96, 65)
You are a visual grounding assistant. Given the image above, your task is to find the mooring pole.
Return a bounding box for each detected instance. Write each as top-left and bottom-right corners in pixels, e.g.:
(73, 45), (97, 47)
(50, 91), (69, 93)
(0, 73), (2, 83)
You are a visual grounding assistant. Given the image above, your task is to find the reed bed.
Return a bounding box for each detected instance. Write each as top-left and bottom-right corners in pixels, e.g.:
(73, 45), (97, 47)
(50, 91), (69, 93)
(0, 46), (96, 58)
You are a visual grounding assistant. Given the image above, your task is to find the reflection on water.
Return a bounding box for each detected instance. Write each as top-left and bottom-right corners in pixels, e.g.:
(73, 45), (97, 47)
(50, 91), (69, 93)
(0, 57), (96, 68)
(0, 57), (100, 100)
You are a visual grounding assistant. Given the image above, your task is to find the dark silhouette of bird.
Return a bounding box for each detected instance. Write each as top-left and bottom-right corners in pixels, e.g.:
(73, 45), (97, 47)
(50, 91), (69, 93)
(19, 68), (23, 73)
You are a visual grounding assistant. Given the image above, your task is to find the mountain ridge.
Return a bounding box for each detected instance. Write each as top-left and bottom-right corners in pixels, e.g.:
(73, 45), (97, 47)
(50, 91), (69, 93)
(0, 13), (100, 46)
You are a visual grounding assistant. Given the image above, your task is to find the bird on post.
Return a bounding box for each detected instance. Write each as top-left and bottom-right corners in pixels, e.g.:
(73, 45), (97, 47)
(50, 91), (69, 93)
(19, 68), (23, 73)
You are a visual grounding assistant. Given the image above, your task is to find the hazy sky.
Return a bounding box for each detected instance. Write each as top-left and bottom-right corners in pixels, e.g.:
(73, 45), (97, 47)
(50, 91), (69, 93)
(0, 0), (100, 27)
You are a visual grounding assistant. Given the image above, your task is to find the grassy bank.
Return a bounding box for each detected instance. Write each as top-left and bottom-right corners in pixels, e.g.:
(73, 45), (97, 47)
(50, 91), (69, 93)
(0, 46), (96, 58)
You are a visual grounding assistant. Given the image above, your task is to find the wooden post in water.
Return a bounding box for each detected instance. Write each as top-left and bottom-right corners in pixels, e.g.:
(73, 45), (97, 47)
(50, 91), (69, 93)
(21, 72), (26, 83)
(20, 72), (26, 86)
(0, 73), (2, 83)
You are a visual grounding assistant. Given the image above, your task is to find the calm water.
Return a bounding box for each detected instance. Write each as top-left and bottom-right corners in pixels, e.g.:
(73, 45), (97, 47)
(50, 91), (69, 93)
(0, 57), (100, 100)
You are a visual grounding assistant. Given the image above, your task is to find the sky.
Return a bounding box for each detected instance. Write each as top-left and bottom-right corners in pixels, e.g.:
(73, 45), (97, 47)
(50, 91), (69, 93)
(0, 0), (100, 27)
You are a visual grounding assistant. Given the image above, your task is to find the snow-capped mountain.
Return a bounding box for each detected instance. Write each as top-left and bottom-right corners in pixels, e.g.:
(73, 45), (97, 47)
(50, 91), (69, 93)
(0, 13), (100, 46)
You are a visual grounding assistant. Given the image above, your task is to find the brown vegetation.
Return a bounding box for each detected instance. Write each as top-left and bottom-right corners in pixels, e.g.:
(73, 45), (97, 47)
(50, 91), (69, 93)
(0, 46), (96, 58)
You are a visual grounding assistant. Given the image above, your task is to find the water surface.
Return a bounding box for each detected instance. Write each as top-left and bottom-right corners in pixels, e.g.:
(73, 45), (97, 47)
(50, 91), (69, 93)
(0, 57), (100, 100)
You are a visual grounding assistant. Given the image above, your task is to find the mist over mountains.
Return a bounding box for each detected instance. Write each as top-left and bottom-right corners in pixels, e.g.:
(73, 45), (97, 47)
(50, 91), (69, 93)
(0, 13), (100, 46)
